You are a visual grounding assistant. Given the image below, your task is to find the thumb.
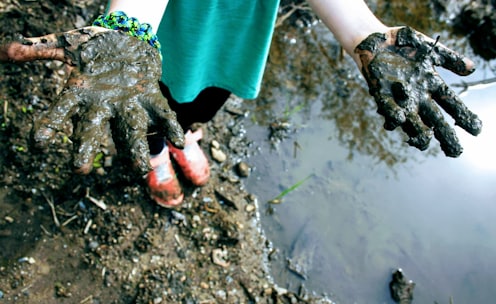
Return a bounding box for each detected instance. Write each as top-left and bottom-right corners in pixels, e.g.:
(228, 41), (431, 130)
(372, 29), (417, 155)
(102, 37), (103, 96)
(0, 27), (110, 64)
(0, 33), (65, 63)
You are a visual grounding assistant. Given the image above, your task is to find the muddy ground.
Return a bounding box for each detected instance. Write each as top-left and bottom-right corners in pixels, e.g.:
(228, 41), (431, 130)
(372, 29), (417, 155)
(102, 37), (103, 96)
(0, 0), (493, 303)
(0, 1), (333, 303)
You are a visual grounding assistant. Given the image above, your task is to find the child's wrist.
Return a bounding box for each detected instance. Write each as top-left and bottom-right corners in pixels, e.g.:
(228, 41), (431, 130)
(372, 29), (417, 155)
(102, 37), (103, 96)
(93, 11), (161, 53)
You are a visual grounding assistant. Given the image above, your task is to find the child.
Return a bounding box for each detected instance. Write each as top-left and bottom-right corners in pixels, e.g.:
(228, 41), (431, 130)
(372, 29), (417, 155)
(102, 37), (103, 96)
(0, 0), (481, 207)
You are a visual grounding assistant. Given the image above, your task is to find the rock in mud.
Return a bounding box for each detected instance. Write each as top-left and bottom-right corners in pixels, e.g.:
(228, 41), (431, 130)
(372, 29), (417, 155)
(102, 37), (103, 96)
(389, 268), (415, 304)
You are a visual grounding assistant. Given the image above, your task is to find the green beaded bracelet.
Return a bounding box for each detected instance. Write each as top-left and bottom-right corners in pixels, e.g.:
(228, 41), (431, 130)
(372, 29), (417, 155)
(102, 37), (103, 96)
(93, 11), (162, 54)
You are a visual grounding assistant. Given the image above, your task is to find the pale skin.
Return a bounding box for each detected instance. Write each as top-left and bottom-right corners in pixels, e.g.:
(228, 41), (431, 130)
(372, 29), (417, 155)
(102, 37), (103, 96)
(307, 0), (389, 65)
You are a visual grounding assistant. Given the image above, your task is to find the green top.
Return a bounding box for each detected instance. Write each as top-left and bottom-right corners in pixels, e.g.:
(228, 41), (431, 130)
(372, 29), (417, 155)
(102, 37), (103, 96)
(157, 0), (280, 103)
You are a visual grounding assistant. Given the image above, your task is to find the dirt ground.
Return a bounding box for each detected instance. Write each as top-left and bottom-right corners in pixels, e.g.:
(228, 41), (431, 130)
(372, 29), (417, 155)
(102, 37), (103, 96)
(0, 0), (493, 303)
(0, 1), (332, 303)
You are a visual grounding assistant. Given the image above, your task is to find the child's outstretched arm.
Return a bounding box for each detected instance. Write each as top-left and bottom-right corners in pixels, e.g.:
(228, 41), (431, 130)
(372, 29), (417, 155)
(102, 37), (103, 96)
(307, 0), (481, 157)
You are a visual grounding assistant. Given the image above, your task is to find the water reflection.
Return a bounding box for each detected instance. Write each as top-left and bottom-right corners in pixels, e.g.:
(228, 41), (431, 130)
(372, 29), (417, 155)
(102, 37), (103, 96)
(454, 81), (496, 172)
(244, 1), (496, 303)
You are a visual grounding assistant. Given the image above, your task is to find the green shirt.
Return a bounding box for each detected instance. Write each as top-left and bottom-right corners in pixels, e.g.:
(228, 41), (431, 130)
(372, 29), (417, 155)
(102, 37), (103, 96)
(157, 0), (280, 103)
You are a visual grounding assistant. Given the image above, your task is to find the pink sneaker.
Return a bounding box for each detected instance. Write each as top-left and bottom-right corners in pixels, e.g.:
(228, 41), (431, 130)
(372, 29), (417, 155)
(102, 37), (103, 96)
(146, 146), (184, 207)
(168, 129), (210, 186)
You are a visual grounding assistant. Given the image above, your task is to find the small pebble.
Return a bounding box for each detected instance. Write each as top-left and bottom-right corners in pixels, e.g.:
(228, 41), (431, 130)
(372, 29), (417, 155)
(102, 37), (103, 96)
(211, 147), (227, 163)
(245, 204), (256, 212)
(211, 248), (230, 267)
(96, 167), (106, 176)
(104, 156), (113, 167)
(236, 161), (250, 177)
(153, 297), (163, 304)
(215, 289), (227, 300)
(18, 257), (36, 264)
(88, 241), (99, 251)
(211, 140), (220, 149)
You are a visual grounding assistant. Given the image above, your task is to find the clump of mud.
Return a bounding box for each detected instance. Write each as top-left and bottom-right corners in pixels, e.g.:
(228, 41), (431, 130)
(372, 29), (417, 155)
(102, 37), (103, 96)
(454, 0), (496, 60)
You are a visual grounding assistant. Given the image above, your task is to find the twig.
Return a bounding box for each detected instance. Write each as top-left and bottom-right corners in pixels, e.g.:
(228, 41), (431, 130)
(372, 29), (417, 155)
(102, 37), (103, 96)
(61, 214), (78, 227)
(85, 188), (107, 210)
(3, 100), (8, 124)
(40, 224), (52, 236)
(174, 233), (183, 248)
(20, 284), (33, 294)
(452, 77), (496, 94)
(275, 3), (312, 27)
(42, 192), (60, 227)
(80, 295), (94, 304)
(293, 140), (301, 158)
(83, 219), (92, 235)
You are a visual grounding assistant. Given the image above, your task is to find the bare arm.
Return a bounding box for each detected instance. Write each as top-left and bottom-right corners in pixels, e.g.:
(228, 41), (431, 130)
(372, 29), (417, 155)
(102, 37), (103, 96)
(107, 0), (169, 32)
(307, 0), (481, 157)
(307, 0), (388, 65)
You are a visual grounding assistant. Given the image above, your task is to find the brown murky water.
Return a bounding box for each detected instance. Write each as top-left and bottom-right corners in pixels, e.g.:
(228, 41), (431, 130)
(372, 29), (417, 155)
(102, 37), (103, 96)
(246, 0), (496, 303)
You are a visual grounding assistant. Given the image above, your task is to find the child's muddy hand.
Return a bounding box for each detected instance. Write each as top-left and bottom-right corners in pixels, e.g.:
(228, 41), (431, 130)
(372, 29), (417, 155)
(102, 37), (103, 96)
(1, 28), (184, 175)
(355, 26), (482, 157)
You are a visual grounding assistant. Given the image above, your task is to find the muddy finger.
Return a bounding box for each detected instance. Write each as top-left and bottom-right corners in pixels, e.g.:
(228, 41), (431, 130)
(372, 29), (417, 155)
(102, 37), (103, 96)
(0, 31), (68, 63)
(148, 94), (185, 149)
(73, 103), (113, 174)
(373, 94), (407, 131)
(401, 111), (433, 151)
(419, 100), (463, 157)
(115, 100), (152, 175)
(33, 87), (80, 146)
(431, 79), (482, 136)
(433, 43), (476, 76)
(0, 37), (65, 63)
(0, 26), (109, 64)
(122, 128), (151, 176)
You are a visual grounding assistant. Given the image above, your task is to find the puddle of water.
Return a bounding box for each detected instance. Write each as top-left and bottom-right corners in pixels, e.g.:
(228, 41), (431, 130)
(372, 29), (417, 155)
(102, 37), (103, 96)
(244, 2), (496, 303)
(246, 79), (496, 303)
